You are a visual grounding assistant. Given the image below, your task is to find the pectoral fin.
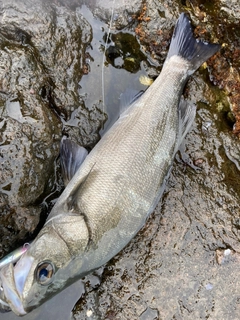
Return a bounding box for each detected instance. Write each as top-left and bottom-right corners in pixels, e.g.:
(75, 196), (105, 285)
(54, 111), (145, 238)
(60, 137), (88, 186)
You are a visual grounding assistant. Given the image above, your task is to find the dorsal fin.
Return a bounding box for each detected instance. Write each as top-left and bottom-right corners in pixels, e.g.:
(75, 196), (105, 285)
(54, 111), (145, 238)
(60, 137), (88, 186)
(119, 89), (144, 116)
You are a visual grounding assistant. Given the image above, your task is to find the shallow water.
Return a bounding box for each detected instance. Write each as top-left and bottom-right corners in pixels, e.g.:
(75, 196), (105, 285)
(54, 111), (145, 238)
(77, 5), (148, 133)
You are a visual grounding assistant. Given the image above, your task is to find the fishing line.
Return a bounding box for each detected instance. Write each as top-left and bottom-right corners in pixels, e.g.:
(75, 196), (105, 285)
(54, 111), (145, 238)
(101, 0), (116, 130)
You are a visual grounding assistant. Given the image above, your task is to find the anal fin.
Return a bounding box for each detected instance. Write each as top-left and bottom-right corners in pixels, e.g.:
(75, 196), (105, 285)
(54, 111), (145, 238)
(177, 97), (196, 149)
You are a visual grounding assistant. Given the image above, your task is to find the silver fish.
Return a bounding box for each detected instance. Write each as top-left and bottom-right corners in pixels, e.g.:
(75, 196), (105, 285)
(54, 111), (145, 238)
(0, 13), (220, 316)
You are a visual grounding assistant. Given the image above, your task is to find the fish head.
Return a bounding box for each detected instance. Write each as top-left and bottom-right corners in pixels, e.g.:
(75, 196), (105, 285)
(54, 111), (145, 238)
(0, 216), (89, 316)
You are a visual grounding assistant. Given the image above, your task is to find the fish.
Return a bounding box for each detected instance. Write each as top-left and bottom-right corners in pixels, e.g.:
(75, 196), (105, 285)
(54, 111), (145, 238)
(0, 13), (220, 316)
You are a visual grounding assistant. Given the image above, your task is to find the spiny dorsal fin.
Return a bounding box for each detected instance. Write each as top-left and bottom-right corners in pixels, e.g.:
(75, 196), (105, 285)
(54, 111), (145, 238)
(119, 89), (144, 116)
(60, 137), (88, 186)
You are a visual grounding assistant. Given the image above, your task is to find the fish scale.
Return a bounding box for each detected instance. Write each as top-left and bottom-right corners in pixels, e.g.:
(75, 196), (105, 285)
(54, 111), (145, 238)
(65, 59), (190, 255)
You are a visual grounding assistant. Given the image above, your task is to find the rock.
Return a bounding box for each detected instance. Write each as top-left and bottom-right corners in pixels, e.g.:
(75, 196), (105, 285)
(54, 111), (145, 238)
(220, 0), (240, 20)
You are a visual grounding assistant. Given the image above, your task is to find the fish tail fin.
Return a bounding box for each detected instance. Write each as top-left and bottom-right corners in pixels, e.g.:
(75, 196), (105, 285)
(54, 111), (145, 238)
(167, 13), (220, 74)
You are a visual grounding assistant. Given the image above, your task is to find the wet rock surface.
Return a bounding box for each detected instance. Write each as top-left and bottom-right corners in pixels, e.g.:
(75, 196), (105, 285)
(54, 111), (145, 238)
(1, 0), (240, 319)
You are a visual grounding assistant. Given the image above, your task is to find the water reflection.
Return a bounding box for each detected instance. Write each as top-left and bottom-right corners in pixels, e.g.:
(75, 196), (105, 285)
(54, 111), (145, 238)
(78, 5), (147, 134)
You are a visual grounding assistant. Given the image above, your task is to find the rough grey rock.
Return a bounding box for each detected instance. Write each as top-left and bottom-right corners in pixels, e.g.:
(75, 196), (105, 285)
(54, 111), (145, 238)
(220, 0), (240, 20)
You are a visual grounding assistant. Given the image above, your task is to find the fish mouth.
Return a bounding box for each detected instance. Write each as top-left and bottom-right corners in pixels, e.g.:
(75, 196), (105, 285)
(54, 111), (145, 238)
(0, 281), (11, 313)
(0, 256), (34, 316)
(0, 263), (26, 316)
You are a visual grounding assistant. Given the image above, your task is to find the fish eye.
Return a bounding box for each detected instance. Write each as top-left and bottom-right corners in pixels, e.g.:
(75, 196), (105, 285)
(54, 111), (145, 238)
(35, 261), (55, 285)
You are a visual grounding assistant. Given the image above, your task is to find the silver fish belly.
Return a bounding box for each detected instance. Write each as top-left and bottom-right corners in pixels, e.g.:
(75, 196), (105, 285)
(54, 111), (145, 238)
(0, 13), (220, 316)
